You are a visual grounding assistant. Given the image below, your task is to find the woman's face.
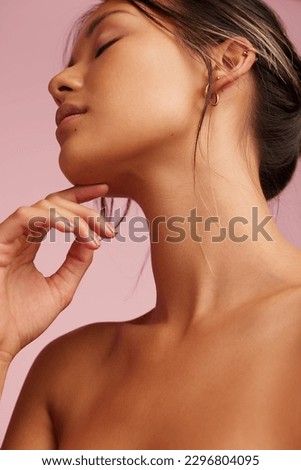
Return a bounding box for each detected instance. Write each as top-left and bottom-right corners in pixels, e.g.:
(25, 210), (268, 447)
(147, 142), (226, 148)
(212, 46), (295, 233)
(48, 0), (205, 191)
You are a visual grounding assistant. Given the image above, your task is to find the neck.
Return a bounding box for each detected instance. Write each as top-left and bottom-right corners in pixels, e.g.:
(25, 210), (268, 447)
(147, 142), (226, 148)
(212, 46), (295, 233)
(110, 102), (300, 335)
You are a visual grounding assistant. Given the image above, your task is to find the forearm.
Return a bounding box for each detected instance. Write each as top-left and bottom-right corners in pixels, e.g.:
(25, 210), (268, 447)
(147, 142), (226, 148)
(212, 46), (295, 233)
(0, 366), (8, 399)
(0, 353), (12, 399)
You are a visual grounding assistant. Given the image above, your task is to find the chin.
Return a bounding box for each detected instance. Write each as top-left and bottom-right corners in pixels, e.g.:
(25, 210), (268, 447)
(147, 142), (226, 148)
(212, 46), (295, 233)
(61, 169), (101, 186)
(58, 151), (95, 185)
(59, 159), (90, 186)
(58, 143), (126, 189)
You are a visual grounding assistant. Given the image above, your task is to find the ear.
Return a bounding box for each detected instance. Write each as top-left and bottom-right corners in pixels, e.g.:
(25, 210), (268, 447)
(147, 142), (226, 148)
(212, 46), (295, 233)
(210, 37), (258, 93)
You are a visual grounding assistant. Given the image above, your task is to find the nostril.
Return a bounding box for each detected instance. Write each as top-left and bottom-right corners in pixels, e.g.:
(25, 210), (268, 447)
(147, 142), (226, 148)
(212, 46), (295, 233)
(58, 85), (73, 92)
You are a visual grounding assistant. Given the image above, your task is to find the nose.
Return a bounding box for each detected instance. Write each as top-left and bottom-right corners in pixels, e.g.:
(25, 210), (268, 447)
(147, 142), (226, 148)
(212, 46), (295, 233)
(48, 67), (84, 106)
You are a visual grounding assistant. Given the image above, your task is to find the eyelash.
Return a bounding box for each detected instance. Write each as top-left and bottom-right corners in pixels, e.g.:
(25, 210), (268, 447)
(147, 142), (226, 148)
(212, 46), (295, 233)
(95, 38), (120, 58)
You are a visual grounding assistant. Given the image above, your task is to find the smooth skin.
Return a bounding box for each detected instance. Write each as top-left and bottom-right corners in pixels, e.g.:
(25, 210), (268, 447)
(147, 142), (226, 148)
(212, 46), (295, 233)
(2, 0), (301, 449)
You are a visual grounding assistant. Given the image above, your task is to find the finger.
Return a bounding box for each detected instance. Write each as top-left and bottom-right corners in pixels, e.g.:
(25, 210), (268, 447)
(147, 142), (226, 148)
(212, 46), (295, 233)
(0, 206), (53, 245)
(0, 184), (111, 246)
(43, 200), (116, 238)
(0, 205), (98, 248)
(46, 238), (96, 310)
(40, 205), (104, 247)
(46, 183), (109, 205)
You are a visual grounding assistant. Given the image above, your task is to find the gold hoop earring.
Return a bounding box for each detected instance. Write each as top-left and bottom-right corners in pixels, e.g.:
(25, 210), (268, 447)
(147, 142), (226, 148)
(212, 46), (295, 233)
(211, 93), (220, 106)
(205, 84), (220, 107)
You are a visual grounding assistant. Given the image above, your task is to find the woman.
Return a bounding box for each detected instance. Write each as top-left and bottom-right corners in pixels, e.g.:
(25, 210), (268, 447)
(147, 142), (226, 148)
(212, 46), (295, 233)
(1, 0), (301, 449)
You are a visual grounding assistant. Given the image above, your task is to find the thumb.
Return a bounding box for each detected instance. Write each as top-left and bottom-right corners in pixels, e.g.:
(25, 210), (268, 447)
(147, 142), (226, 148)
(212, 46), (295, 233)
(47, 239), (98, 310)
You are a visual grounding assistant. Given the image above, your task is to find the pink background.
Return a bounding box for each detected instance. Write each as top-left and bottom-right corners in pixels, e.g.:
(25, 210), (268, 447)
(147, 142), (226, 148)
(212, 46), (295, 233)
(0, 0), (300, 444)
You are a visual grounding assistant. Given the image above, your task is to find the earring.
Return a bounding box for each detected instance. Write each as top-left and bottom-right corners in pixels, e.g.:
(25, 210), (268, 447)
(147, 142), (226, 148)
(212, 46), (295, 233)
(242, 49), (259, 62)
(205, 84), (220, 106)
(211, 93), (220, 106)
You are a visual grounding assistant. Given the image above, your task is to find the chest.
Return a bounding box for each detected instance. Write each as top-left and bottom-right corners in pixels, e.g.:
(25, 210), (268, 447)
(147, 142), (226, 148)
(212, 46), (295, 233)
(55, 334), (301, 449)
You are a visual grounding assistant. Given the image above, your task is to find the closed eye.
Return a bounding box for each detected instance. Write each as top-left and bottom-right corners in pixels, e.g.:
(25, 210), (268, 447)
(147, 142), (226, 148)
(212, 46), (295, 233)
(95, 37), (122, 58)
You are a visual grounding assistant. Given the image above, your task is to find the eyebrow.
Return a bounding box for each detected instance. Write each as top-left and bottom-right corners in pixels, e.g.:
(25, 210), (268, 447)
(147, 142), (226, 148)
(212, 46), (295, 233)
(86, 9), (136, 38)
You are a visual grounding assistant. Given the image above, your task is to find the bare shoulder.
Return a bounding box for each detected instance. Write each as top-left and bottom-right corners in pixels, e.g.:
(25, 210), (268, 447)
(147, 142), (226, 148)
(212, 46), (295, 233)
(255, 283), (301, 347)
(277, 284), (301, 327)
(33, 322), (120, 384)
(12, 313), (153, 410)
(12, 322), (121, 413)
(12, 321), (123, 410)
(258, 282), (301, 322)
(41, 321), (119, 358)
(1, 323), (121, 449)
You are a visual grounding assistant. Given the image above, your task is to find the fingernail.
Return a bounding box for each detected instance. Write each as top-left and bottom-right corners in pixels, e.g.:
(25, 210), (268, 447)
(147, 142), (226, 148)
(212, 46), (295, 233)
(93, 234), (102, 247)
(97, 183), (109, 190)
(105, 223), (116, 236)
(98, 215), (116, 237)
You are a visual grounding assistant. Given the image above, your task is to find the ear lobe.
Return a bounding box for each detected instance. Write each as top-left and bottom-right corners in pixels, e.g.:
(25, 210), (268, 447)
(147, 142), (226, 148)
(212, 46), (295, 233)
(211, 37), (258, 93)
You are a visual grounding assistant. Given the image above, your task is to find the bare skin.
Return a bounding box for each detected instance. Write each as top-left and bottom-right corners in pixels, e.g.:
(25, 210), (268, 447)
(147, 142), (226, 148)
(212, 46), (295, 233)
(3, 294), (301, 450)
(1, 0), (301, 449)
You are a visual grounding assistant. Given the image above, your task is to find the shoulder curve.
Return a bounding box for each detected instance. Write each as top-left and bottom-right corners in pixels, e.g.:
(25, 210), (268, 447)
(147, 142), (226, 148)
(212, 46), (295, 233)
(35, 321), (120, 369)
(23, 322), (121, 399)
(2, 323), (120, 449)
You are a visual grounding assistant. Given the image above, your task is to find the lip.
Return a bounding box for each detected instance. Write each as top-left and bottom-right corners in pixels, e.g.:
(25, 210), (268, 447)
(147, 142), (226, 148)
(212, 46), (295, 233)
(55, 103), (87, 127)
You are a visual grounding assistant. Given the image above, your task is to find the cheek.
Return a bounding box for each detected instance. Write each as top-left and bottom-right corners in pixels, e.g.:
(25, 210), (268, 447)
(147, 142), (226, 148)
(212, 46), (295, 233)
(89, 39), (197, 148)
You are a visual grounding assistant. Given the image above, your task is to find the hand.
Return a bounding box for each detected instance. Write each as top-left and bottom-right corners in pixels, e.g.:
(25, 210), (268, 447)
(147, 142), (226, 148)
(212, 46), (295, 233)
(0, 184), (115, 362)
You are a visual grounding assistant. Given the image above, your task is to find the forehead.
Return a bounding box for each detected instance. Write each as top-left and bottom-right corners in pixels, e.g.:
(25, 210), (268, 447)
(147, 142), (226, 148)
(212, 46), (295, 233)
(67, 0), (142, 64)
(79, 0), (143, 38)
(77, 0), (172, 41)
(67, 0), (174, 66)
